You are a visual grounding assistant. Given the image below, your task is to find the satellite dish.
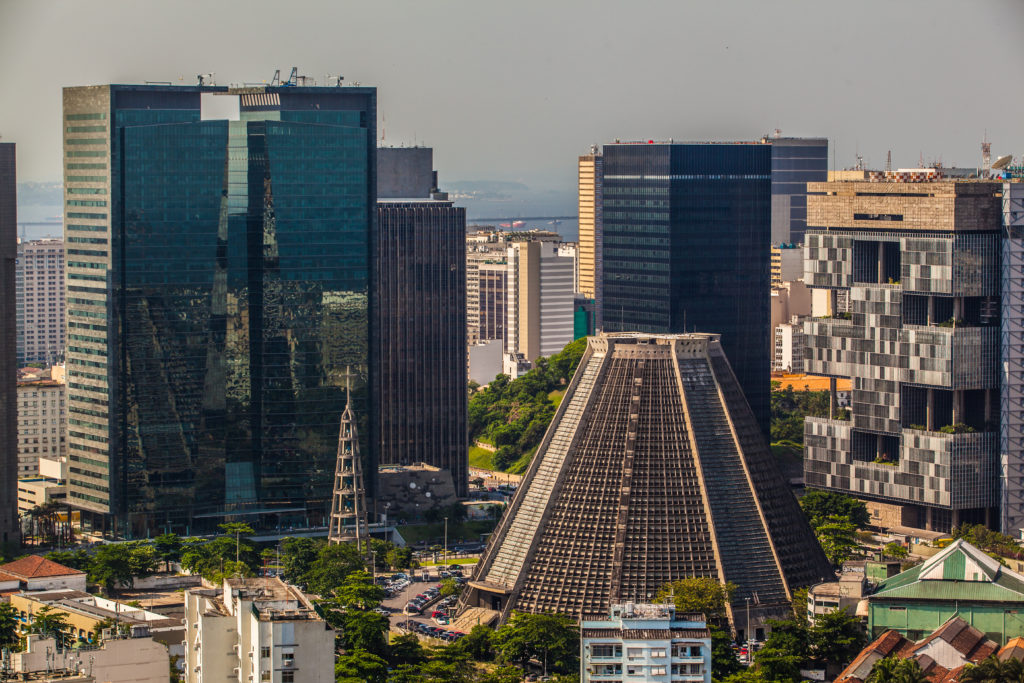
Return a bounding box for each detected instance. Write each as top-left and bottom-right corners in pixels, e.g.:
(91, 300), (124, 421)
(409, 482), (417, 489)
(992, 155), (1014, 171)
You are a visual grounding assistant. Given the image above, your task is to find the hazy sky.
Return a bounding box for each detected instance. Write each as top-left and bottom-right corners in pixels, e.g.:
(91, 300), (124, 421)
(1, 0), (1022, 191)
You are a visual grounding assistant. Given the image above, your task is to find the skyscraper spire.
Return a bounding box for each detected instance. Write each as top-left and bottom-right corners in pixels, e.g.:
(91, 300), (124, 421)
(328, 368), (368, 548)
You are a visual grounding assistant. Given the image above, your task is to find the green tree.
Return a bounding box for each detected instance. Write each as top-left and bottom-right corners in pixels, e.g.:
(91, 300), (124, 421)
(339, 610), (389, 659)
(386, 546), (414, 571)
(655, 577), (736, 624)
(332, 570), (385, 610)
(477, 665), (526, 683)
(960, 655), (1024, 683)
(882, 542), (908, 561)
(388, 633), (428, 668)
(439, 577), (460, 599)
(800, 490), (871, 530)
(304, 542), (366, 596)
(494, 611), (579, 674)
(867, 657), (930, 683)
(710, 627), (744, 680)
(44, 549), (91, 571)
(455, 624), (495, 662)
(218, 522), (255, 565)
(0, 602), (19, 649)
(334, 648), (389, 683)
(816, 515), (860, 566)
(90, 543), (140, 594)
(754, 618), (809, 681)
(280, 536), (322, 584)
(153, 533), (183, 571)
(807, 608), (866, 668)
(30, 606), (71, 646)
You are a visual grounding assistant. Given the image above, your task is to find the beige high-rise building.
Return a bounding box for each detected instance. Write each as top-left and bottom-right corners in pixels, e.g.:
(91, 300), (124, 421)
(578, 151), (603, 312)
(16, 238), (65, 365)
(16, 366), (66, 476)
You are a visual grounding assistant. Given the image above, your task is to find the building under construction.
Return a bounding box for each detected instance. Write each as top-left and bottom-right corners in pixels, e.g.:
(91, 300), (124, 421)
(459, 332), (830, 637)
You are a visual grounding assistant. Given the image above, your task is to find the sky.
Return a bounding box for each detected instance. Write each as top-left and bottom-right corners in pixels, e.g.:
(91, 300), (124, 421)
(1, 0), (1022, 198)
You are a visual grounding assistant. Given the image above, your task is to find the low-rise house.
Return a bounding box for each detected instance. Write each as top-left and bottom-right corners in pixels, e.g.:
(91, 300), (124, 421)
(581, 603), (711, 683)
(807, 571), (866, 626)
(7, 633), (168, 683)
(867, 540), (1024, 644)
(837, 616), (1005, 683)
(184, 577), (334, 683)
(0, 554), (85, 592)
(10, 589), (182, 649)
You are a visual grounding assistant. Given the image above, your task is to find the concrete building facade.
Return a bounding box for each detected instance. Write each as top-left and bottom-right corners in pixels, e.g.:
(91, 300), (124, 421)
(578, 150), (603, 325)
(505, 240), (574, 370)
(17, 370), (67, 476)
(581, 604), (711, 683)
(184, 577), (334, 683)
(803, 180), (1002, 532)
(0, 142), (18, 547)
(8, 634), (169, 683)
(16, 238), (65, 365)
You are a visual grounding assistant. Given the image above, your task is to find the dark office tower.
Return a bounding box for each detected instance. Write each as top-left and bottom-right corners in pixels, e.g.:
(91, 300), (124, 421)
(0, 143), (18, 547)
(601, 142), (772, 434)
(768, 137), (828, 245)
(460, 333), (830, 633)
(62, 83), (376, 537)
(376, 148), (468, 497)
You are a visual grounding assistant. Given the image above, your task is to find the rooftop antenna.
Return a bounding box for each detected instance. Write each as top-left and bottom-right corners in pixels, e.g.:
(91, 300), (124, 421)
(774, 128), (782, 138)
(885, 150), (892, 173)
(196, 73), (214, 86)
(982, 131), (992, 176)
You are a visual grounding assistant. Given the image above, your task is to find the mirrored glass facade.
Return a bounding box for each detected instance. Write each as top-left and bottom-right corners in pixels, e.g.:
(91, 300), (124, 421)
(63, 85), (376, 536)
(601, 143), (772, 433)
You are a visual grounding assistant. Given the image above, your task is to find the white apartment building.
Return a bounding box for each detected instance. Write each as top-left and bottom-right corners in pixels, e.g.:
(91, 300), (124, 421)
(16, 367), (67, 476)
(773, 316), (807, 373)
(581, 604), (712, 683)
(184, 577), (334, 683)
(8, 634), (169, 683)
(16, 238), (65, 365)
(505, 241), (574, 376)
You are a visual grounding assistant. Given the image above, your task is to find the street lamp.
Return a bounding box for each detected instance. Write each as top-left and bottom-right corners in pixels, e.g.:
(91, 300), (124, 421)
(745, 597), (752, 665)
(443, 517), (449, 571)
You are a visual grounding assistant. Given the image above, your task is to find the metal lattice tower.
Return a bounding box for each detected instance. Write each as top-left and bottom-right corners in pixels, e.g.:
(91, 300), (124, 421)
(459, 333), (831, 633)
(328, 376), (368, 547)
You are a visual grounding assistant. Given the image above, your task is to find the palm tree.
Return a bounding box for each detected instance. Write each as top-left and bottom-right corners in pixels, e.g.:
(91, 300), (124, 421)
(867, 655), (901, 683)
(893, 659), (930, 683)
(960, 655), (1024, 683)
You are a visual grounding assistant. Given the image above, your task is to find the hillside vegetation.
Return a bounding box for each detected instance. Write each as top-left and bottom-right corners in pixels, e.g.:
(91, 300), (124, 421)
(468, 338), (587, 472)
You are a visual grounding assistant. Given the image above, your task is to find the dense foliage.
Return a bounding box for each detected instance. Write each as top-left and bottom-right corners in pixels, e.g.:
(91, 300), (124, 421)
(800, 490), (870, 565)
(953, 522), (1024, 560)
(770, 382), (833, 445)
(468, 338), (587, 472)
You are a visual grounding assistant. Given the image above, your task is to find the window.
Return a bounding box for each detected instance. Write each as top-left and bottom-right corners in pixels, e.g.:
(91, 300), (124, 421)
(651, 649), (666, 658)
(592, 644), (622, 658)
(282, 653), (295, 667)
(627, 647), (643, 659)
(651, 666), (666, 676)
(260, 646), (270, 658)
(260, 672), (270, 682)
(281, 672), (294, 683)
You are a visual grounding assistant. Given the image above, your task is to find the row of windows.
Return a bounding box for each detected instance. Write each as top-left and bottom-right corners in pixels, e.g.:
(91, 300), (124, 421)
(66, 113), (107, 121)
(65, 138), (105, 145)
(68, 285), (106, 294)
(68, 382), (108, 395)
(69, 417), (106, 431)
(66, 200), (108, 207)
(66, 126), (106, 133)
(68, 187), (106, 195)
(68, 262), (107, 270)
(68, 346), (106, 357)
(68, 249), (108, 257)
(67, 151), (105, 158)
(67, 298), (104, 307)
(66, 212), (107, 219)
(70, 466), (108, 481)
(68, 273), (106, 283)
(68, 322), (107, 332)
(67, 176), (107, 183)
(70, 454), (106, 468)
(69, 490), (107, 504)
(66, 163), (107, 170)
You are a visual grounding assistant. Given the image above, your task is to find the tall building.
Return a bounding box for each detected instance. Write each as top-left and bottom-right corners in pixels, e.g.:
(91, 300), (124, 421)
(768, 137), (828, 245)
(376, 147), (467, 497)
(1001, 179), (1024, 533)
(0, 142), (18, 547)
(600, 142), (772, 433)
(578, 149), (603, 322)
(62, 82), (377, 536)
(803, 179), (1002, 532)
(461, 333), (831, 635)
(505, 240), (574, 374)
(16, 367), (66, 476)
(15, 239), (65, 365)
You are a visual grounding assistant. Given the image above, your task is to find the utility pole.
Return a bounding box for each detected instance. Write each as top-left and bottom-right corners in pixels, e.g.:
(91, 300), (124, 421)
(745, 597), (752, 665)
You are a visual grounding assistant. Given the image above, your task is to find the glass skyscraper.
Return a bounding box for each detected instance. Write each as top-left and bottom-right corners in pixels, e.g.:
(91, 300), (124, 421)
(769, 137), (828, 245)
(62, 84), (376, 536)
(601, 142), (772, 433)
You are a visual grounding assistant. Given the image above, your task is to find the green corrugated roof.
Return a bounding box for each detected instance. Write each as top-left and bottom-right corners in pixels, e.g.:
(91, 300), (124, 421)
(872, 540), (1024, 603)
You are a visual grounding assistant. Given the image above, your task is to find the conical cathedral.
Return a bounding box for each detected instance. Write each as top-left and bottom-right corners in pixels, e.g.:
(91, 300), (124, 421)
(460, 333), (831, 633)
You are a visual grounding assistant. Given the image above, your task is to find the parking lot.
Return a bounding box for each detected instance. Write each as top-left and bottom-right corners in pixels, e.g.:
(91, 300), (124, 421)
(379, 565), (470, 644)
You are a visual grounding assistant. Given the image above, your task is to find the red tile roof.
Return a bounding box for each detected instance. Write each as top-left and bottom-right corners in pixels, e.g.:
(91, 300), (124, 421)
(0, 555), (84, 579)
(0, 571), (19, 583)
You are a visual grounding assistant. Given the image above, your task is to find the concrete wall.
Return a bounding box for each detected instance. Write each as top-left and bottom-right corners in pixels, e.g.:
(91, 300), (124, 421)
(870, 600), (1024, 645)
